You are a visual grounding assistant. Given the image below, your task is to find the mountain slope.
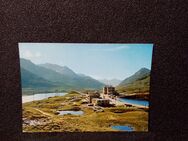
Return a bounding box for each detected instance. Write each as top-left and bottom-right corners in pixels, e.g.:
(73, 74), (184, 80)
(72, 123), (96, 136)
(117, 68), (150, 93)
(39, 63), (78, 77)
(20, 58), (68, 83)
(20, 59), (104, 90)
(20, 68), (56, 88)
(39, 63), (105, 89)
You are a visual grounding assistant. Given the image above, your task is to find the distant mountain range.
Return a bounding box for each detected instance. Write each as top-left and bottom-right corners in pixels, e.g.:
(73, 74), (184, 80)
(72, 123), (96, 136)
(116, 68), (151, 94)
(20, 58), (151, 94)
(99, 79), (122, 86)
(20, 58), (104, 91)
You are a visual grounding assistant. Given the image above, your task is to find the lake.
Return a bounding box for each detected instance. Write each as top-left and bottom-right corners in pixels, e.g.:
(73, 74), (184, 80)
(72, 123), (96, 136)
(111, 125), (133, 131)
(22, 92), (67, 103)
(58, 110), (84, 116)
(118, 98), (149, 107)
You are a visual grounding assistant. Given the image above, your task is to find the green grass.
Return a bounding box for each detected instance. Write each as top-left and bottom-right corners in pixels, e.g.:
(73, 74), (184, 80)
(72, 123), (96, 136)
(116, 76), (150, 94)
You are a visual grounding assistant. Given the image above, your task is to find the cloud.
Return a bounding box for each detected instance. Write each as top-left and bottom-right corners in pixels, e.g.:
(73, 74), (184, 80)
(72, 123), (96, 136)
(20, 50), (42, 59)
(92, 45), (130, 52)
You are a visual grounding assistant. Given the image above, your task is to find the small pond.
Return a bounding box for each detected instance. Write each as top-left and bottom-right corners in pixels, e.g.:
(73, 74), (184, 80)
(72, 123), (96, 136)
(58, 110), (84, 116)
(111, 125), (133, 131)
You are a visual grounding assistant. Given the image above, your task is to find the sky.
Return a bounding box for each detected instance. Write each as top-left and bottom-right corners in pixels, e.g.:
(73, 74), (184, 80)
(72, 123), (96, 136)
(19, 43), (153, 80)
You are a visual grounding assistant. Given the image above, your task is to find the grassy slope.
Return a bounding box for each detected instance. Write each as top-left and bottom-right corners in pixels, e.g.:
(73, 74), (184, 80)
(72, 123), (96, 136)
(23, 92), (148, 132)
(116, 75), (150, 94)
(21, 68), (57, 88)
(20, 59), (104, 91)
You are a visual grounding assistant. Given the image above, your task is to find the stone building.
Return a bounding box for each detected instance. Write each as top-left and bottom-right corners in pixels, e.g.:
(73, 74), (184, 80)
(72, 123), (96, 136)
(87, 91), (100, 103)
(103, 86), (115, 94)
(92, 98), (110, 107)
(102, 86), (119, 99)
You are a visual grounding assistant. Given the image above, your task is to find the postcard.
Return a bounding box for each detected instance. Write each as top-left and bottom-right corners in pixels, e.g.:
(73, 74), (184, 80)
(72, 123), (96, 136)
(19, 43), (153, 132)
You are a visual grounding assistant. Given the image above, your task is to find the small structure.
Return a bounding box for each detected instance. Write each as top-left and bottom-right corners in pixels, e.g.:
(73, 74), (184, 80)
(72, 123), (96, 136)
(103, 86), (115, 94)
(92, 98), (110, 107)
(87, 91), (100, 103)
(102, 86), (119, 99)
(124, 103), (132, 107)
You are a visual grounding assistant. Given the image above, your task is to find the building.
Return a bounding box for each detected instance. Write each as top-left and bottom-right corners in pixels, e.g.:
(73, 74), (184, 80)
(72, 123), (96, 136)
(102, 86), (119, 99)
(92, 98), (110, 107)
(87, 91), (100, 103)
(103, 86), (115, 94)
(103, 86), (108, 94)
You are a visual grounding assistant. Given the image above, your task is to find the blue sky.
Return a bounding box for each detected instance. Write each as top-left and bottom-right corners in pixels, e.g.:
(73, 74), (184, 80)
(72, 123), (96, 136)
(19, 43), (153, 80)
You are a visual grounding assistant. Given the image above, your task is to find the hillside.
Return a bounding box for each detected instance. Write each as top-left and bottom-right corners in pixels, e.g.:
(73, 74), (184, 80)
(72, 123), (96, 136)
(39, 63), (78, 77)
(20, 68), (56, 88)
(20, 58), (104, 90)
(20, 58), (68, 83)
(39, 63), (105, 89)
(116, 68), (150, 94)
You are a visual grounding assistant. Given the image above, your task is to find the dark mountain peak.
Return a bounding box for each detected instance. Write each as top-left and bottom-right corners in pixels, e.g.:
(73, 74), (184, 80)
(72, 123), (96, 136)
(139, 67), (150, 71)
(20, 58), (33, 64)
(118, 67), (150, 86)
(61, 66), (75, 73)
(20, 58), (29, 61)
(134, 68), (150, 76)
(20, 58), (37, 70)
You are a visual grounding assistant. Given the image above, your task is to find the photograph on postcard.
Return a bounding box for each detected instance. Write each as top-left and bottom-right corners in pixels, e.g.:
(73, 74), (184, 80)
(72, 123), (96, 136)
(19, 43), (153, 132)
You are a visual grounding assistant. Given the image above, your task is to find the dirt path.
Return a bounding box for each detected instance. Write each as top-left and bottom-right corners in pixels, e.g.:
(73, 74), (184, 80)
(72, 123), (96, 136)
(33, 108), (53, 117)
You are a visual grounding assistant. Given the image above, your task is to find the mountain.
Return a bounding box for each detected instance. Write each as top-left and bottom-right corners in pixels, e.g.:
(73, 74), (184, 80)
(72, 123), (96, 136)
(20, 68), (56, 88)
(99, 79), (122, 86)
(20, 58), (68, 84)
(39, 63), (105, 89)
(39, 63), (78, 78)
(118, 68), (150, 86)
(20, 59), (104, 90)
(117, 68), (150, 93)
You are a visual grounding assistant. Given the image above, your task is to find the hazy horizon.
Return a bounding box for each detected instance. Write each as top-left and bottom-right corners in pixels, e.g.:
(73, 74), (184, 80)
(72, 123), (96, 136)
(19, 43), (153, 80)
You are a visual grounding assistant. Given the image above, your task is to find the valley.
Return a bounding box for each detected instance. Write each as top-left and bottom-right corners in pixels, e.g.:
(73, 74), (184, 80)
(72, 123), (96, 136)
(21, 58), (150, 132)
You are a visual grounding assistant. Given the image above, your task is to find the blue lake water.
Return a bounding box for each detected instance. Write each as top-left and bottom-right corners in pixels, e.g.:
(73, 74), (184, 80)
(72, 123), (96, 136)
(22, 93), (67, 103)
(118, 98), (149, 107)
(111, 125), (133, 131)
(58, 110), (84, 116)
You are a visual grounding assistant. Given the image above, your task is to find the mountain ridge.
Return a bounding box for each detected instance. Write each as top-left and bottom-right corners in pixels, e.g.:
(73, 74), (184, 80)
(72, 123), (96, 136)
(20, 67), (56, 88)
(118, 67), (150, 86)
(39, 63), (78, 77)
(117, 68), (150, 94)
(39, 63), (105, 89)
(20, 58), (104, 90)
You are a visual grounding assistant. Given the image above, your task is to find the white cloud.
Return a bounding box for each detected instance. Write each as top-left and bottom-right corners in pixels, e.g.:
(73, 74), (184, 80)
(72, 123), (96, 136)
(20, 50), (42, 59)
